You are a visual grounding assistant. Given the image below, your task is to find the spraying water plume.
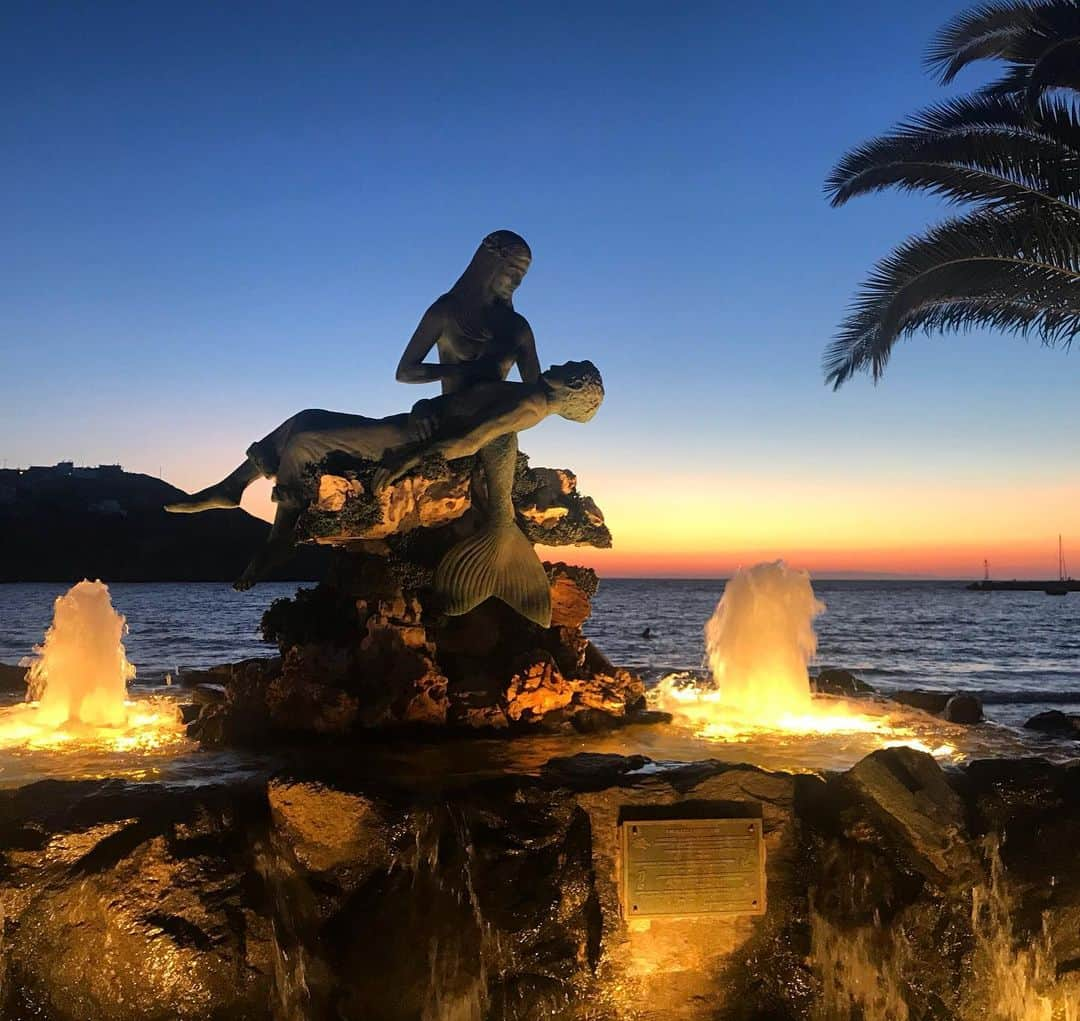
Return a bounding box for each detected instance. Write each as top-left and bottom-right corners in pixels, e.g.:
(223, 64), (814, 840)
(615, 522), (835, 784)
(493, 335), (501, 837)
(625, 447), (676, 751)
(704, 560), (823, 717)
(28, 580), (136, 728)
(0, 580), (183, 752)
(653, 562), (956, 754)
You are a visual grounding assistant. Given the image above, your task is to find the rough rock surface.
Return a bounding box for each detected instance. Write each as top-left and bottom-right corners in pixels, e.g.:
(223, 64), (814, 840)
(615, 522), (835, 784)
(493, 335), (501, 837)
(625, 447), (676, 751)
(1023, 709), (1080, 739)
(810, 668), (873, 697)
(0, 662), (27, 693)
(202, 568), (644, 742)
(548, 562), (598, 629)
(186, 454), (639, 743)
(297, 450), (611, 550)
(839, 747), (981, 888)
(2, 750), (1077, 1020)
(0, 780), (274, 1021)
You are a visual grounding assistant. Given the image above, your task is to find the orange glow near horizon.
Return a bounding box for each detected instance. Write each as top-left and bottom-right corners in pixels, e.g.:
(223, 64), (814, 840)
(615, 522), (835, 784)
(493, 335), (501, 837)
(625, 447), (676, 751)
(234, 471), (1079, 580)
(546, 472), (1080, 579)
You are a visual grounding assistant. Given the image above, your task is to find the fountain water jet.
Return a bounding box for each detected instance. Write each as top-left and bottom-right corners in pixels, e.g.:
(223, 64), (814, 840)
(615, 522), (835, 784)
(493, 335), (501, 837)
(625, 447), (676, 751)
(0, 579), (184, 753)
(704, 559), (823, 718)
(652, 562), (957, 754)
(28, 579), (136, 728)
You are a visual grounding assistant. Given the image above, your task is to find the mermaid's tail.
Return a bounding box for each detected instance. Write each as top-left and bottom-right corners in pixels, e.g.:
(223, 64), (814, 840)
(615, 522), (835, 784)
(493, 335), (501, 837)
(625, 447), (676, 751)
(433, 521), (552, 627)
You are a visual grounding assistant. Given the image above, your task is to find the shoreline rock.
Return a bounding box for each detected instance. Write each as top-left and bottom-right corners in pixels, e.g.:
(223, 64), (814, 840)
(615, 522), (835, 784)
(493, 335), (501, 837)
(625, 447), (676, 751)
(944, 692), (984, 724)
(1024, 709), (1080, 739)
(811, 667), (874, 697)
(0, 662), (28, 693)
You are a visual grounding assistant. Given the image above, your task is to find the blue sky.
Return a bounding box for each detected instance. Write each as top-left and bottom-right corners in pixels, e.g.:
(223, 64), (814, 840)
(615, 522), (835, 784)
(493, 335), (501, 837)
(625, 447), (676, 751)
(3, 2), (1078, 575)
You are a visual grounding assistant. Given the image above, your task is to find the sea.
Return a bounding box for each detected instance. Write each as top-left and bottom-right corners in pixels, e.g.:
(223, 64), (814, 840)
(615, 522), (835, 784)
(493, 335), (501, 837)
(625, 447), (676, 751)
(1, 578), (1079, 728)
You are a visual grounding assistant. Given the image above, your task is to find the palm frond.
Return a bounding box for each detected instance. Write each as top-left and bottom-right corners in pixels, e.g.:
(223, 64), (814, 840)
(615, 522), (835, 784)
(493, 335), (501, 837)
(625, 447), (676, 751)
(982, 62), (1044, 94)
(825, 208), (1080, 388)
(910, 90), (1080, 153)
(825, 2), (1080, 387)
(1026, 37), (1080, 109)
(927, 1), (1080, 101)
(827, 94), (1080, 212)
(926, 2), (1040, 83)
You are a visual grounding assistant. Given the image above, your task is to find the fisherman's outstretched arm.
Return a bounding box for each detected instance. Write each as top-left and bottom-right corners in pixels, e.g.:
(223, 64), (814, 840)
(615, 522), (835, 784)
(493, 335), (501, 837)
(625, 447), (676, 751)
(375, 393), (548, 488)
(433, 398), (546, 460)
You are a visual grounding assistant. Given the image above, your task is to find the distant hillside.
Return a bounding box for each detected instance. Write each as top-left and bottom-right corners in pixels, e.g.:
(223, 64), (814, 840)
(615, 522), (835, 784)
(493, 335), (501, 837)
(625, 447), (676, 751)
(0, 463), (327, 582)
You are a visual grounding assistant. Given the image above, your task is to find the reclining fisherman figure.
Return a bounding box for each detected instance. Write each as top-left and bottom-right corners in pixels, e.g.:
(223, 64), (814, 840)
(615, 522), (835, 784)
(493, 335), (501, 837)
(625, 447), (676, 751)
(165, 360), (603, 624)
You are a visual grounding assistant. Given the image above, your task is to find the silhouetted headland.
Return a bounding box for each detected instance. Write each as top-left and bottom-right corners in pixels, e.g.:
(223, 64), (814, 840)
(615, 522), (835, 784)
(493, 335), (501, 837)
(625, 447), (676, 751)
(0, 462), (325, 582)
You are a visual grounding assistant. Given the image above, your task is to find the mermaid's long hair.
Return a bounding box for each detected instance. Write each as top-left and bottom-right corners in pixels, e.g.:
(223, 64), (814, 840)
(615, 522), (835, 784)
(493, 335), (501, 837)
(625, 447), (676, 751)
(448, 230), (531, 307)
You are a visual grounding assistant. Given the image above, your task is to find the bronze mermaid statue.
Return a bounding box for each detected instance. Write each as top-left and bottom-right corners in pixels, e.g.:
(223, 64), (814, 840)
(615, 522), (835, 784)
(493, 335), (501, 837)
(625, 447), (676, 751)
(166, 231), (593, 627)
(165, 361), (603, 624)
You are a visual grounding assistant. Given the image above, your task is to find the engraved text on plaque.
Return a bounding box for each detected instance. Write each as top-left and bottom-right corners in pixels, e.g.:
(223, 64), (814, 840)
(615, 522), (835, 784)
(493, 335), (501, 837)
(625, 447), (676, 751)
(621, 817), (765, 918)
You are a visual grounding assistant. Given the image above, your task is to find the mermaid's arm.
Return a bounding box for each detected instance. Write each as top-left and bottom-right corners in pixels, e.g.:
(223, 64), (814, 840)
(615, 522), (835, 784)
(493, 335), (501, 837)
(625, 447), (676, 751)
(374, 391), (548, 489)
(515, 320), (541, 383)
(395, 298), (470, 386)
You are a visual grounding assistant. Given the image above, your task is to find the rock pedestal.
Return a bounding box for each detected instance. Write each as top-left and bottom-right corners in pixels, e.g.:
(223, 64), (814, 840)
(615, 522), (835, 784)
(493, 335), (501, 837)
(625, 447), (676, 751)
(190, 451), (643, 744)
(3, 750), (1078, 1020)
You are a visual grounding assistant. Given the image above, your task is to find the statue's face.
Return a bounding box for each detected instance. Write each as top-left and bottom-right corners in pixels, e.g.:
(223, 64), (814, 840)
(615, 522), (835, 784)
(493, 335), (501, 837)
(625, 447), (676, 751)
(490, 254), (530, 302)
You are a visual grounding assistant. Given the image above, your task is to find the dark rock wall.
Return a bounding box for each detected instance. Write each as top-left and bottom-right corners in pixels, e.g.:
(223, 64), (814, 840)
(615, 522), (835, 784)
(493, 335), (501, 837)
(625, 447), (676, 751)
(0, 780), (274, 1021)
(192, 559), (643, 743)
(2, 750), (1078, 1020)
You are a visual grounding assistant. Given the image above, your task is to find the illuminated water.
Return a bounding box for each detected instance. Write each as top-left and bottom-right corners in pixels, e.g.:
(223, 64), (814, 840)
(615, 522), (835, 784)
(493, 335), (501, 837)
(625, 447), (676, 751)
(1, 580), (1078, 719)
(589, 578), (1080, 727)
(0, 581), (186, 784)
(703, 561), (824, 716)
(26, 579), (136, 727)
(0, 578), (1076, 787)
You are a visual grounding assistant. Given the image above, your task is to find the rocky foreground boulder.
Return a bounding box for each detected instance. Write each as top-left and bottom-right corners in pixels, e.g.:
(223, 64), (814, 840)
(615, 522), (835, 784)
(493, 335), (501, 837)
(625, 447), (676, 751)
(0, 663), (27, 693)
(187, 451), (645, 744)
(1024, 710), (1080, 739)
(1, 748), (1077, 1020)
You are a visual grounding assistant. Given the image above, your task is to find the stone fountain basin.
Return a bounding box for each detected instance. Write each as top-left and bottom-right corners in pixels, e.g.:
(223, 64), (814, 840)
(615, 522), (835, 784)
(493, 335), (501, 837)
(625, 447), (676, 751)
(1, 743), (1077, 1021)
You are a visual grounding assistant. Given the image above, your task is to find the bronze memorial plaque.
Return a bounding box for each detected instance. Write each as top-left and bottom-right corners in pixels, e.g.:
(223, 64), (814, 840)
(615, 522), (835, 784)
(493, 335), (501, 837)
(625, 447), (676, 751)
(621, 817), (765, 919)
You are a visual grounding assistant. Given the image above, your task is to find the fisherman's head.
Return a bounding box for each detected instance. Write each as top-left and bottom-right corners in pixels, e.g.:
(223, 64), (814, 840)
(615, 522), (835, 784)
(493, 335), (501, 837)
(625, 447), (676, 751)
(452, 230), (531, 304)
(541, 360), (604, 422)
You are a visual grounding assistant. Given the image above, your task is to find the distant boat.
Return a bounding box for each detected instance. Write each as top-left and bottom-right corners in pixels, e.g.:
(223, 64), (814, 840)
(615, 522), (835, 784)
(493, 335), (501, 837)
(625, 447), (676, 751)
(967, 537), (1079, 593)
(1045, 536), (1071, 596)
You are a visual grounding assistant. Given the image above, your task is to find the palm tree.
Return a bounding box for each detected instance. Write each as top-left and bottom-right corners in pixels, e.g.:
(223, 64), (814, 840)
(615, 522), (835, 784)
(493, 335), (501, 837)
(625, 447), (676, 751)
(824, 0), (1080, 389)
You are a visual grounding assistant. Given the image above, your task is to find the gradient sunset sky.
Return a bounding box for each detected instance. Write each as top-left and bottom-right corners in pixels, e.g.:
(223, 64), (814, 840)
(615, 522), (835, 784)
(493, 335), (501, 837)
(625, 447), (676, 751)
(3, 2), (1078, 579)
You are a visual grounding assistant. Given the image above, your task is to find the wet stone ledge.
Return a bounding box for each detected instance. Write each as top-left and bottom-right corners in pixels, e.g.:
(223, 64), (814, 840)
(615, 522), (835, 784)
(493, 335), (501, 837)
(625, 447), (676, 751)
(1, 748), (1078, 1020)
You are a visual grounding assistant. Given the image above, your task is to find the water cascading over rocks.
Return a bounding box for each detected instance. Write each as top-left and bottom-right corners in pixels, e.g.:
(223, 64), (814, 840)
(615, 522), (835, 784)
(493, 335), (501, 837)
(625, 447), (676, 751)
(3, 747), (1078, 1019)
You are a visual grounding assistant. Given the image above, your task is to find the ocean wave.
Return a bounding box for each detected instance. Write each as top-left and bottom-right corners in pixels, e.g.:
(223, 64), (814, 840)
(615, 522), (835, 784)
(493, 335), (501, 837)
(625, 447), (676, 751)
(961, 690), (1080, 706)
